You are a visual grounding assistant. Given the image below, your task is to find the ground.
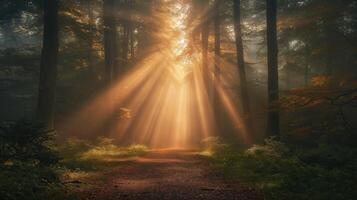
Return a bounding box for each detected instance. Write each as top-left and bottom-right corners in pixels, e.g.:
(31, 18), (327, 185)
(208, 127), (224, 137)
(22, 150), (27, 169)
(73, 149), (260, 200)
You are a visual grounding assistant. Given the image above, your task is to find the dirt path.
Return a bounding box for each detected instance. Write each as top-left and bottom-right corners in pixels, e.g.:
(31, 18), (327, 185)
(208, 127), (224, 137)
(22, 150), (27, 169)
(78, 149), (260, 200)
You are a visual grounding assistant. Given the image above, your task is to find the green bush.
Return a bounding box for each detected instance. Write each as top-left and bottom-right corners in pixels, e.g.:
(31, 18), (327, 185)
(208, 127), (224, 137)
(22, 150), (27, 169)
(211, 138), (357, 200)
(0, 120), (75, 200)
(59, 137), (148, 171)
(0, 120), (59, 165)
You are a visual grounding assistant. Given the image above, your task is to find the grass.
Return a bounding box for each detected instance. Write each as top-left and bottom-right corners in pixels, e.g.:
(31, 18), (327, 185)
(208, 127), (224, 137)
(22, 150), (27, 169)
(59, 137), (148, 171)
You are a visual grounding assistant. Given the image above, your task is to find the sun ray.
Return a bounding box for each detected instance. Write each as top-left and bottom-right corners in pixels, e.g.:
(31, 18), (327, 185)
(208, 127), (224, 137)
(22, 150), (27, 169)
(59, 0), (251, 148)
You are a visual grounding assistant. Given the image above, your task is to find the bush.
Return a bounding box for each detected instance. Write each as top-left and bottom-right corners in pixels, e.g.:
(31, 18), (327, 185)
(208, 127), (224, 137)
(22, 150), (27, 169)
(0, 120), (75, 200)
(0, 120), (59, 165)
(211, 138), (357, 200)
(59, 137), (148, 171)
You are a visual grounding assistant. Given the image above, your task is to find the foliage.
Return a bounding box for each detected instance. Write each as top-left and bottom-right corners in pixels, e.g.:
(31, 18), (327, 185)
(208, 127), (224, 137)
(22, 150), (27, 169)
(59, 137), (148, 171)
(0, 120), (75, 200)
(0, 165), (76, 200)
(0, 121), (148, 199)
(210, 137), (357, 200)
(0, 120), (60, 165)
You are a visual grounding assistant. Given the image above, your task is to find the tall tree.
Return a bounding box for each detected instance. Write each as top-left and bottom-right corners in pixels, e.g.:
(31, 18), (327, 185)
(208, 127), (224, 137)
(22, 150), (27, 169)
(233, 0), (252, 132)
(37, 0), (59, 129)
(200, 0), (210, 93)
(103, 0), (118, 84)
(128, 0), (135, 59)
(266, 0), (280, 136)
(122, 22), (129, 67)
(214, 0), (221, 123)
(87, 0), (95, 79)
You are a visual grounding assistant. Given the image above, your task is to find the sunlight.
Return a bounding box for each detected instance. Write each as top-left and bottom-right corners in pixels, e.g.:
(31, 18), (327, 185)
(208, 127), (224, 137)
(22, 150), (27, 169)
(60, 0), (251, 148)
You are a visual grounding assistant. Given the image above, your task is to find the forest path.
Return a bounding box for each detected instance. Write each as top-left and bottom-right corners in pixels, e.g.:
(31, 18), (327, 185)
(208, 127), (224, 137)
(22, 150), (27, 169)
(78, 149), (260, 200)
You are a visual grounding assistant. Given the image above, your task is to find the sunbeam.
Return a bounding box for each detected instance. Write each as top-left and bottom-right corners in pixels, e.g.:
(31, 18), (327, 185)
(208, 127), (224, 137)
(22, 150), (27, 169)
(59, 0), (251, 148)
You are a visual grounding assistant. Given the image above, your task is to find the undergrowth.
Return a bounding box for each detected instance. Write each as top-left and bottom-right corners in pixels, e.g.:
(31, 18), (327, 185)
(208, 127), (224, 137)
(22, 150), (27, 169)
(0, 120), (76, 200)
(206, 137), (357, 200)
(59, 137), (148, 171)
(0, 120), (148, 200)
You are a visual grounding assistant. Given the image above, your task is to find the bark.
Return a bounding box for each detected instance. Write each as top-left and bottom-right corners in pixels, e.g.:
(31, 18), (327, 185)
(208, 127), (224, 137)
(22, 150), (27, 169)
(103, 0), (118, 84)
(37, 0), (59, 129)
(233, 0), (252, 132)
(88, 0), (95, 78)
(122, 23), (129, 65)
(214, 0), (221, 124)
(129, 23), (135, 59)
(266, 0), (280, 136)
(201, 0), (210, 96)
(129, 0), (135, 59)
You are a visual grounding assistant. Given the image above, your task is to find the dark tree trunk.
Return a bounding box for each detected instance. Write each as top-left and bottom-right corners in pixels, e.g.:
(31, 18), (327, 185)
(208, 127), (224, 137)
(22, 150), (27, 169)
(129, 23), (134, 59)
(214, 0), (221, 124)
(103, 0), (118, 84)
(129, 0), (135, 59)
(233, 0), (252, 132)
(37, 0), (59, 129)
(201, 0), (210, 96)
(123, 23), (129, 65)
(266, 0), (280, 136)
(87, 0), (95, 79)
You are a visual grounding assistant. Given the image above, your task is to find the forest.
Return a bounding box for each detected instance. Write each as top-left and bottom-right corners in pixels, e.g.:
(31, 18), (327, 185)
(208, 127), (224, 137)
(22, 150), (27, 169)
(0, 0), (356, 199)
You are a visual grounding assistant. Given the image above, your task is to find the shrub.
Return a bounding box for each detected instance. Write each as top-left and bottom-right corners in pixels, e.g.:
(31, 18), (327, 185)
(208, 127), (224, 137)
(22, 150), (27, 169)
(0, 120), (59, 165)
(59, 137), (148, 171)
(0, 120), (74, 200)
(211, 138), (357, 200)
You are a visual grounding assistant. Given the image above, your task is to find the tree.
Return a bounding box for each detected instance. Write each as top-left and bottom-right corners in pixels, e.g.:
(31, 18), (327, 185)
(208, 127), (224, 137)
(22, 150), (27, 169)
(37, 0), (59, 129)
(214, 0), (221, 119)
(87, 0), (95, 79)
(103, 0), (118, 84)
(266, 0), (280, 136)
(200, 0), (210, 94)
(121, 0), (130, 68)
(233, 0), (252, 132)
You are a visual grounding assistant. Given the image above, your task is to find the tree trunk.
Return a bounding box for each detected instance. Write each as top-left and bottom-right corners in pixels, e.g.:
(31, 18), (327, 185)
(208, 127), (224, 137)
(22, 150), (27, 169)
(233, 0), (252, 133)
(266, 0), (280, 136)
(103, 0), (118, 84)
(37, 0), (59, 129)
(129, 0), (135, 59)
(201, 0), (210, 96)
(129, 23), (134, 59)
(87, 0), (95, 79)
(214, 0), (221, 127)
(123, 23), (129, 66)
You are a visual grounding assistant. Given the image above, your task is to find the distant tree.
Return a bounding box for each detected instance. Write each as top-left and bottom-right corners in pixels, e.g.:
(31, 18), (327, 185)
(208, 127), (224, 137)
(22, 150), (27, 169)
(200, 0), (210, 93)
(103, 0), (118, 84)
(87, 0), (95, 78)
(266, 0), (280, 136)
(233, 0), (251, 132)
(37, 0), (59, 129)
(214, 0), (221, 120)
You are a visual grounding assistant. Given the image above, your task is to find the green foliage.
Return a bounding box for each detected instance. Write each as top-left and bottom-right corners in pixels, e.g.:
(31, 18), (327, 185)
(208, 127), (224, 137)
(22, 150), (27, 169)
(210, 138), (357, 200)
(59, 137), (148, 171)
(0, 120), (75, 200)
(0, 165), (76, 200)
(0, 120), (59, 166)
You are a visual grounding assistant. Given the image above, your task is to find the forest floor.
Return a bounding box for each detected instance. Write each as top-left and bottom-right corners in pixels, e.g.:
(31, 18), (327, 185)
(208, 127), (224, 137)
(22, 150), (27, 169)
(71, 149), (260, 200)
